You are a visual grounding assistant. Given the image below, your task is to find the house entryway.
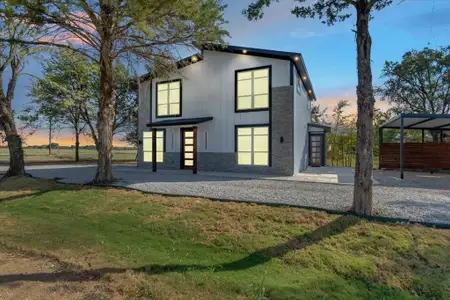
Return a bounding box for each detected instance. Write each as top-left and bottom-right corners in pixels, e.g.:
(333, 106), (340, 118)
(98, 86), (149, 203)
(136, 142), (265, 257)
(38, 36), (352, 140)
(181, 127), (197, 173)
(309, 134), (324, 167)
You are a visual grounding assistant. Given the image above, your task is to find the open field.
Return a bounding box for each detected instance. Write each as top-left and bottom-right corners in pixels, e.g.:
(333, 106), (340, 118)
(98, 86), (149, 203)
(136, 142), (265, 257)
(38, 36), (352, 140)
(0, 176), (448, 299)
(0, 148), (137, 164)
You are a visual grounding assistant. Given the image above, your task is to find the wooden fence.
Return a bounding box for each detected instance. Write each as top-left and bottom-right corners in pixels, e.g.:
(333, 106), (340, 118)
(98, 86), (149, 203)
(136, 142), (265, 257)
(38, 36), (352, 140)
(380, 143), (450, 170)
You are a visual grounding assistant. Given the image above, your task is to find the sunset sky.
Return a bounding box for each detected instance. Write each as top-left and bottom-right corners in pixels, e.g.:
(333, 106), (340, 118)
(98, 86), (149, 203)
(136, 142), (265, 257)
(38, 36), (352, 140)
(4, 0), (450, 146)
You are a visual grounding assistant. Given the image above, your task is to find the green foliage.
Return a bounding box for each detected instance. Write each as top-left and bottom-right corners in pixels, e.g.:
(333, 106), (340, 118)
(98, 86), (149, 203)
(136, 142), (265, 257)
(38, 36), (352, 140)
(0, 177), (449, 299)
(311, 104), (329, 124)
(244, 0), (393, 25)
(378, 46), (450, 115)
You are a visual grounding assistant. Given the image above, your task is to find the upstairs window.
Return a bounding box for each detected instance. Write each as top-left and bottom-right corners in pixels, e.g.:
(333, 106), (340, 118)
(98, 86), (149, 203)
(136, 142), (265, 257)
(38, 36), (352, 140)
(236, 66), (270, 111)
(156, 80), (181, 117)
(236, 126), (269, 166)
(143, 130), (164, 162)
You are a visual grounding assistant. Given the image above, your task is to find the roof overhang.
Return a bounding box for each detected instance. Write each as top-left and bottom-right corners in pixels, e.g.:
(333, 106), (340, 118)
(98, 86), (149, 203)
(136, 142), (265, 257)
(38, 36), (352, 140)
(147, 117), (213, 127)
(139, 44), (316, 101)
(308, 122), (331, 133)
(380, 114), (450, 130)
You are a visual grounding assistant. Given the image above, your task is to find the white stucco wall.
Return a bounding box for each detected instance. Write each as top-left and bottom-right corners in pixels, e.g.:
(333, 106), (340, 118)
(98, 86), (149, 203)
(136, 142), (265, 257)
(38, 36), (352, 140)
(148, 50), (291, 153)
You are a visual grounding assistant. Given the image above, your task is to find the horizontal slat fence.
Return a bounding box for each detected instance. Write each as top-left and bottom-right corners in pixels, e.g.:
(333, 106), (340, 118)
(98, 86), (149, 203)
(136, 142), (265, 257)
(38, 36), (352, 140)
(380, 143), (450, 170)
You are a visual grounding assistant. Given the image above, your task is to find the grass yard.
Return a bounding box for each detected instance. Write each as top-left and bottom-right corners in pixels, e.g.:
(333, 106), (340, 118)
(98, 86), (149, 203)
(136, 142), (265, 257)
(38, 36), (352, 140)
(0, 177), (449, 299)
(0, 148), (137, 163)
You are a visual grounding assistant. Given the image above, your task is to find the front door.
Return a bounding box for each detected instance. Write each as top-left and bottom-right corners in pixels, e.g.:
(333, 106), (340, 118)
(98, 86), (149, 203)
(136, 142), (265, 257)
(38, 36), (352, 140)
(181, 128), (196, 171)
(309, 134), (323, 167)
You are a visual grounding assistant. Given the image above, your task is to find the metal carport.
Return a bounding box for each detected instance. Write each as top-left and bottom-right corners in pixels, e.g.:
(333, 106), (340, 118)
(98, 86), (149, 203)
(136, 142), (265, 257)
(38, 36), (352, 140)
(379, 113), (450, 179)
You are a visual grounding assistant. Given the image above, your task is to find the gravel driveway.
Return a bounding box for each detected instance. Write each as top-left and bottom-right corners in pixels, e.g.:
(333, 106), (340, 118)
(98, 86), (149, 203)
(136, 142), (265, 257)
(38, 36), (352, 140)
(2, 164), (449, 225)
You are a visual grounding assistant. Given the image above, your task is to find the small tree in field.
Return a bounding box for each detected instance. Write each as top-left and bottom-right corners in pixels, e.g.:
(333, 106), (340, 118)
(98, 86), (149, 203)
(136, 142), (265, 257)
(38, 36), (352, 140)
(244, 0), (394, 215)
(4, 0), (228, 183)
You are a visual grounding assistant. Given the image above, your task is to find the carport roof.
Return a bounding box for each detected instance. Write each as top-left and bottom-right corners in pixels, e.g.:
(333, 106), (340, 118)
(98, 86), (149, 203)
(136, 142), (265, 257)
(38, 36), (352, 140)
(380, 113), (450, 130)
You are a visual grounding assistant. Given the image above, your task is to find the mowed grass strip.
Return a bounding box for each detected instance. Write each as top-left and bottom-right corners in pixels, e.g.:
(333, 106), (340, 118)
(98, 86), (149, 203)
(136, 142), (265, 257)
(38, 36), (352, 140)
(0, 177), (449, 300)
(0, 148), (137, 163)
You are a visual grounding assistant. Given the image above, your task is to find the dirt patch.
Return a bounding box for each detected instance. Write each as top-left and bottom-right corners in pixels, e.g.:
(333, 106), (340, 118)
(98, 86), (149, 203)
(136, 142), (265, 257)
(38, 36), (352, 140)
(0, 251), (119, 300)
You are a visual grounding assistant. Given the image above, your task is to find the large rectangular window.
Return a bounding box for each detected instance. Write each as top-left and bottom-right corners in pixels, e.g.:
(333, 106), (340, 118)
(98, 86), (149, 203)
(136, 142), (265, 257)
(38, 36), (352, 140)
(236, 126), (269, 166)
(236, 66), (270, 112)
(156, 80), (181, 117)
(143, 130), (164, 162)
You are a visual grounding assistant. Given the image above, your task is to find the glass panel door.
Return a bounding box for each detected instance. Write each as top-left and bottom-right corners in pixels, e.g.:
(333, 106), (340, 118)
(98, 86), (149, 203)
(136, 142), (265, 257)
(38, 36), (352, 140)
(309, 135), (322, 167)
(182, 129), (196, 169)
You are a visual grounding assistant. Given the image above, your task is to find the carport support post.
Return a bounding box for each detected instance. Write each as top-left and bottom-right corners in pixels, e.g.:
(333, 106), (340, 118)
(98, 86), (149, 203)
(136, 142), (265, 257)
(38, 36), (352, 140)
(378, 127), (383, 169)
(421, 129), (424, 143)
(400, 116), (404, 180)
(152, 128), (157, 172)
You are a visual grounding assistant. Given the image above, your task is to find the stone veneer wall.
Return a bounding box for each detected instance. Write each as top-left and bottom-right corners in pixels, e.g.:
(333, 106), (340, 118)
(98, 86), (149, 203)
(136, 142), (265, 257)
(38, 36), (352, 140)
(138, 86), (294, 176)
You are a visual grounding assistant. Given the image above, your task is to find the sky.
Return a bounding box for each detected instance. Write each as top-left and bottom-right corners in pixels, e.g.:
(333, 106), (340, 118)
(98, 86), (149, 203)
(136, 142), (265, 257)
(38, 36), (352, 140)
(4, 0), (450, 146)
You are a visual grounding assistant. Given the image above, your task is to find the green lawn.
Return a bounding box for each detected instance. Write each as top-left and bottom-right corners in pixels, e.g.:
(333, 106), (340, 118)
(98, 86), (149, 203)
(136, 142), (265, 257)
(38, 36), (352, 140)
(0, 148), (137, 163)
(0, 177), (449, 299)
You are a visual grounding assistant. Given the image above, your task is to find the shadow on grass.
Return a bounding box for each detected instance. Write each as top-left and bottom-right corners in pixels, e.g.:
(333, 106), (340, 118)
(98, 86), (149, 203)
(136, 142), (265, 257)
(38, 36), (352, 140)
(0, 216), (359, 284)
(0, 190), (53, 203)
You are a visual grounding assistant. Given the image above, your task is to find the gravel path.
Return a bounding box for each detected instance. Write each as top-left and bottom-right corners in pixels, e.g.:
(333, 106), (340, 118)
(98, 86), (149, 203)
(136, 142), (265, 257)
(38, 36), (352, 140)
(2, 164), (449, 225)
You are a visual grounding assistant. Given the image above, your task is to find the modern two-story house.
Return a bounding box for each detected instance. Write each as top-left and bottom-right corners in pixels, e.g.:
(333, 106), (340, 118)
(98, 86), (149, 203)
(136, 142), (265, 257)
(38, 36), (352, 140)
(137, 45), (329, 176)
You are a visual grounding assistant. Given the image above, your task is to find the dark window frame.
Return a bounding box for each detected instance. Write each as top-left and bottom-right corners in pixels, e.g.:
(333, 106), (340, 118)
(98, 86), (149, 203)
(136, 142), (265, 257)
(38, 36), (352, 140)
(234, 123), (272, 167)
(155, 79), (182, 119)
(143, 128), (166, 163)
(235, 65), (272, 113)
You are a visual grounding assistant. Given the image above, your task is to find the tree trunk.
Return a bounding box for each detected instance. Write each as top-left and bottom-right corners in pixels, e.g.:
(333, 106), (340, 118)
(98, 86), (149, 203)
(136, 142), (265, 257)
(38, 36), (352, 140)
(48, 116), (52, 156)
(75, 126), (80, 163)
(0, 103), (25, 178)
(353, 2), (375, 215)
(93, 34), (115, 183)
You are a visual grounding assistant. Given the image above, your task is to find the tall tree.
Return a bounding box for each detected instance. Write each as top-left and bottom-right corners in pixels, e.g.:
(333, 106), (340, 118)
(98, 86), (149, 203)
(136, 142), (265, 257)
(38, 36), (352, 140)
(0, 4), (40, 178)
(378, 46), (450, 141)
(27, 50), (137, 162)
(5, 0), (228, 183)
(311, 104), (328, 124)
(244, 0), (394, 215)
(19, 90), (63, 156)
(332, 100), (351, 134)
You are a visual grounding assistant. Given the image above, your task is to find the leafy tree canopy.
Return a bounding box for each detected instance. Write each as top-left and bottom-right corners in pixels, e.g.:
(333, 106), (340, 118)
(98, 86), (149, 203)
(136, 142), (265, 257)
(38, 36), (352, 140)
(378, 46), (450, 115)
(244, 0), (393, 25)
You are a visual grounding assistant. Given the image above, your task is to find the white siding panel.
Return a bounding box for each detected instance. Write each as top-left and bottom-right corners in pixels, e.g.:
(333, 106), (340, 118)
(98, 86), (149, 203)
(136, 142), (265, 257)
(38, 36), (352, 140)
(150, 51), (290, 153)
(293, 67), (311, 172)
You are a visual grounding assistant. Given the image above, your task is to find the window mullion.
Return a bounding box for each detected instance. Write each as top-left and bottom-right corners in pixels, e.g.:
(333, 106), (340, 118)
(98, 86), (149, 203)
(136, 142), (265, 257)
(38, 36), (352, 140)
(167, 86), (171, 115)
(251, 128), (254, 165)
(251, 71), (254, 109)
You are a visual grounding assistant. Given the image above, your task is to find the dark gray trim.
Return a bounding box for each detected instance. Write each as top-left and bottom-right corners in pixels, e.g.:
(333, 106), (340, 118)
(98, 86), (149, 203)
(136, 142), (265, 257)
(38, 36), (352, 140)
(308, 123), (332, 133)
(149, 79), (153, 125)
(235, 123), (272, 167)
(235, 65), (272, 113)
(147, 117), (213, 127)
(289, 62), (294, 86)
(155, 79), (182, 119)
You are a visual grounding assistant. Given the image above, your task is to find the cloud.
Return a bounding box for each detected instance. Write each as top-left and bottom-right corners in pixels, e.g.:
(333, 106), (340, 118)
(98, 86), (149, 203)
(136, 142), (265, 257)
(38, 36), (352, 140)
(289, 30), (324, 39)
(317, 87), (392, 117)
